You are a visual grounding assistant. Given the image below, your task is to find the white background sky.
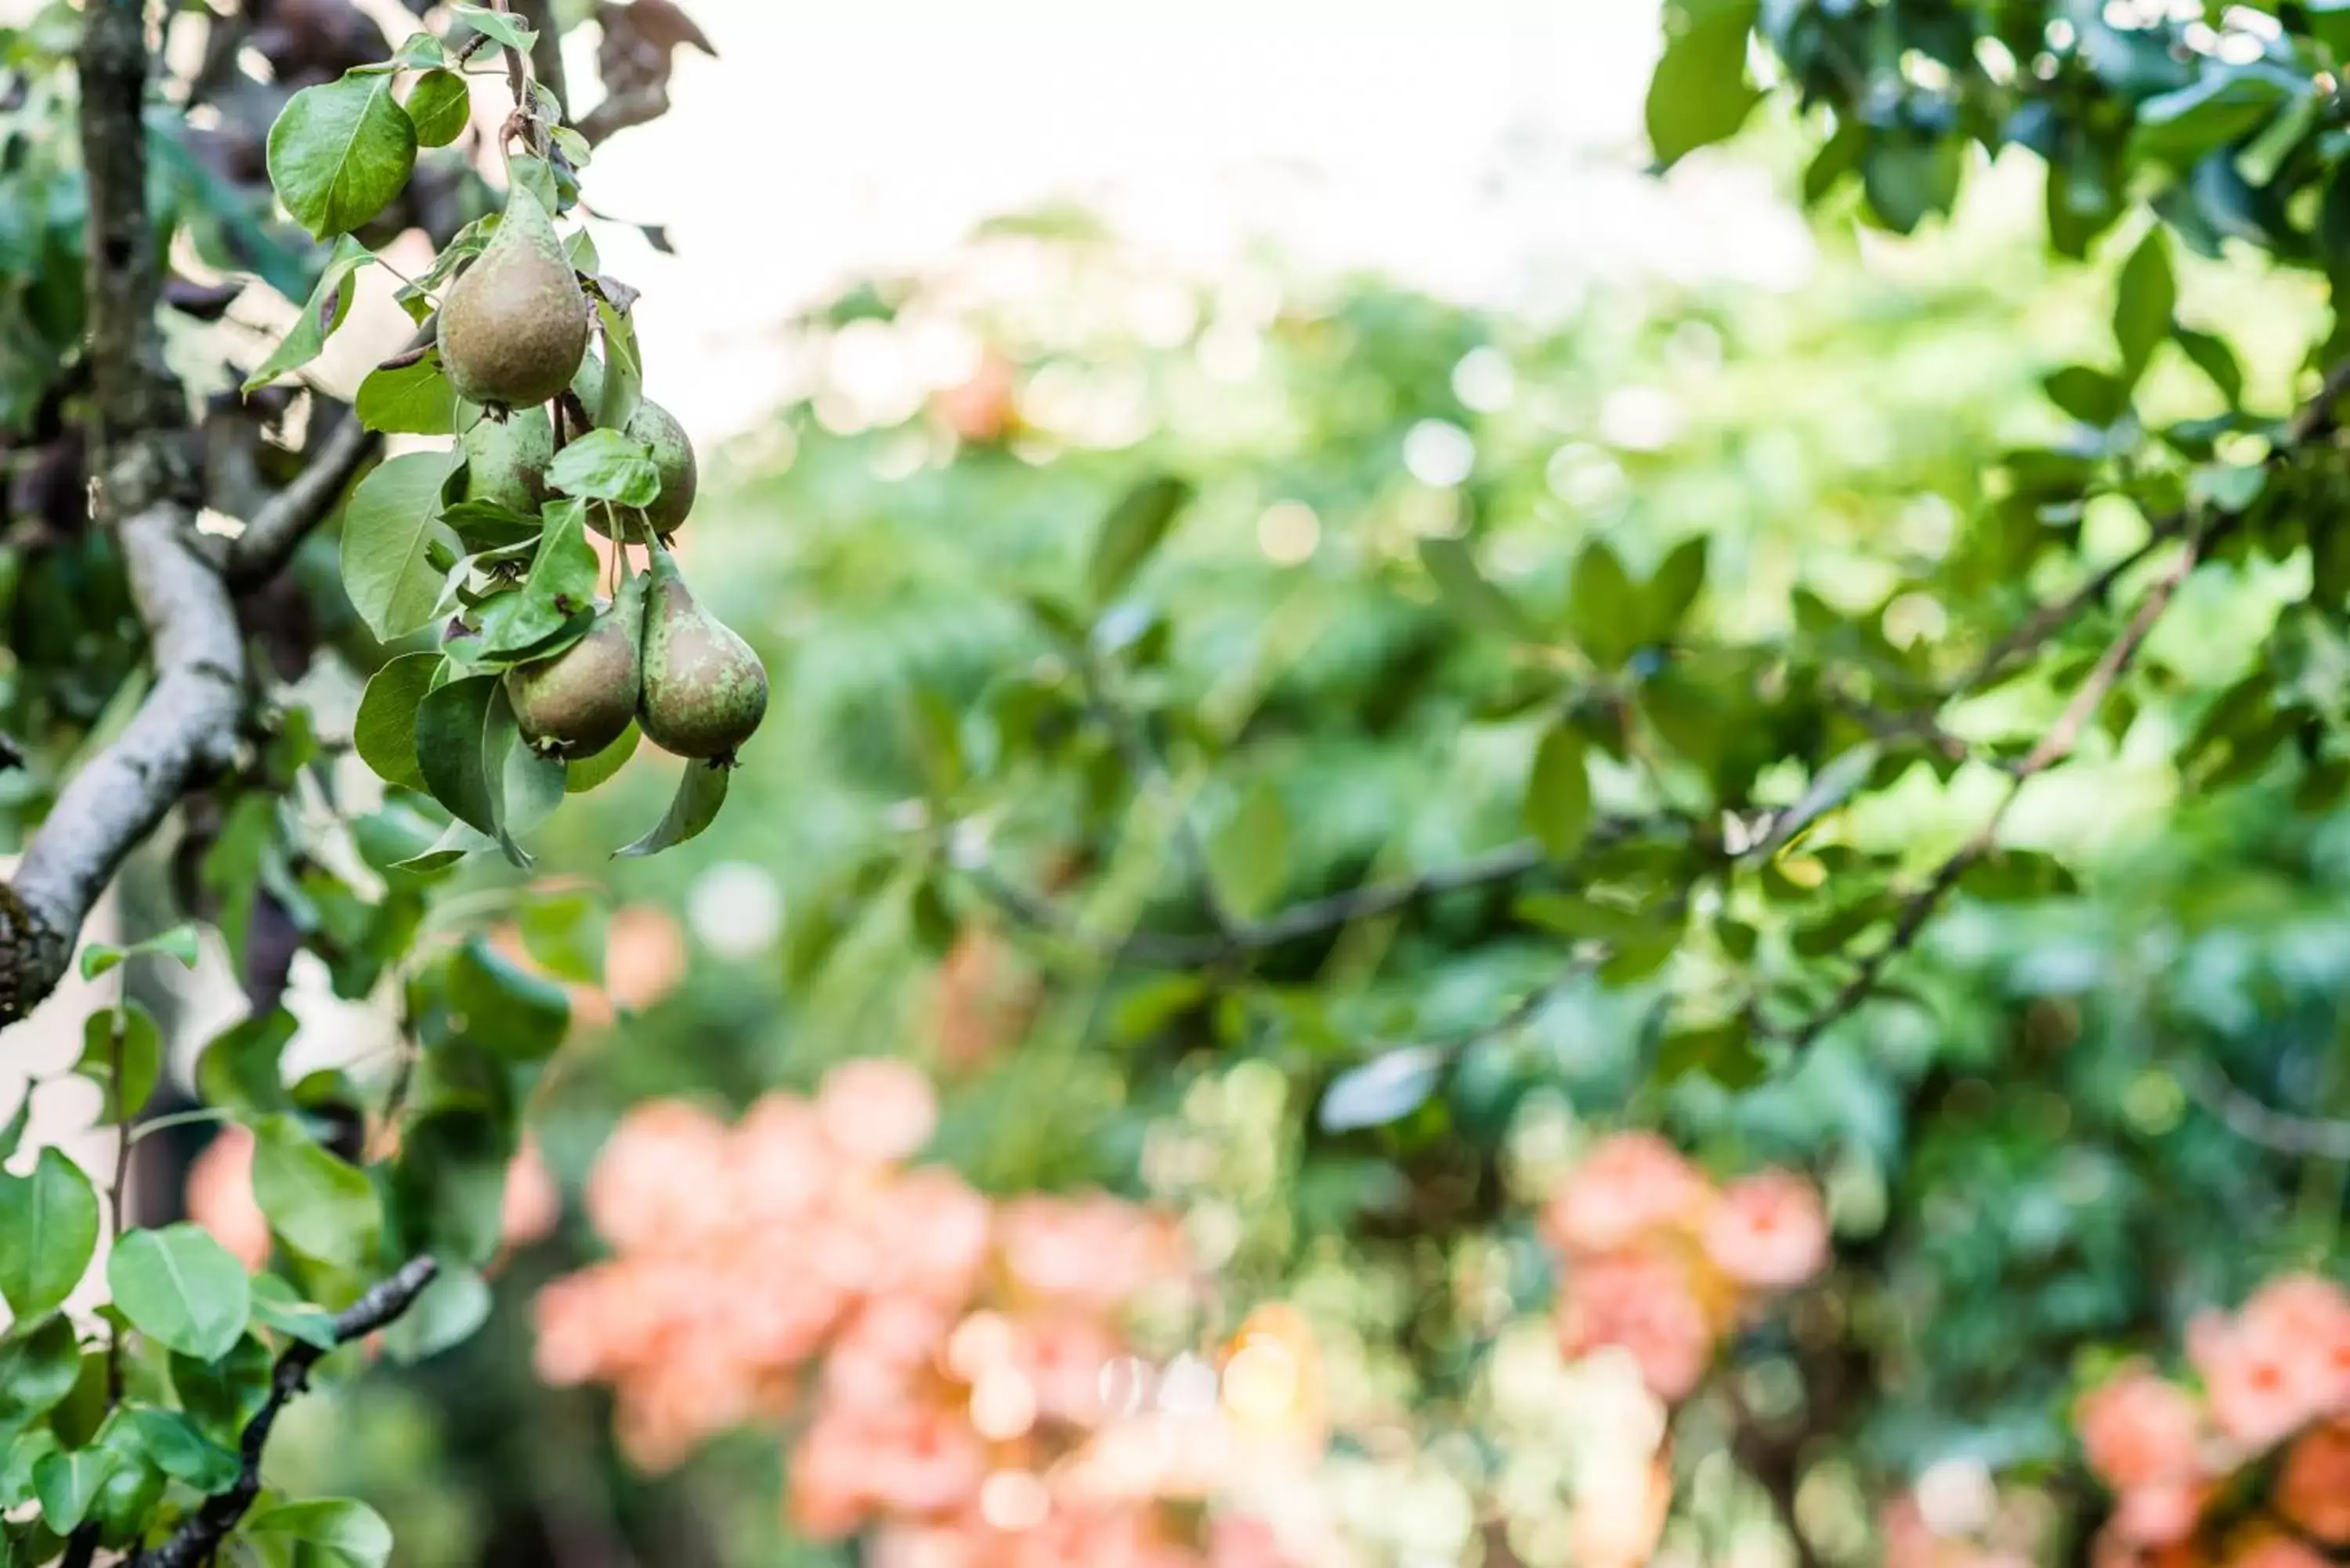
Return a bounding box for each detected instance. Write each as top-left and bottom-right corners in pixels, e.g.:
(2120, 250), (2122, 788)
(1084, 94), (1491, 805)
(549, 0), (1813, 440)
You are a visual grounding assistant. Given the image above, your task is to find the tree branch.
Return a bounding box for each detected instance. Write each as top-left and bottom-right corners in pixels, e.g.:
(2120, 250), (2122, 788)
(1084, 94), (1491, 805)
(1, 0), (243, 1026)
(959, 822), (1663, 970)
(1779, 531), (2200, 1052)
(1770, 359), (2350, 1054)
(224, 410), (381, 589)
(132, 1257), (440, 1568)
(512, 0), (569, 121)
(2177, 1060), (2350, 1160)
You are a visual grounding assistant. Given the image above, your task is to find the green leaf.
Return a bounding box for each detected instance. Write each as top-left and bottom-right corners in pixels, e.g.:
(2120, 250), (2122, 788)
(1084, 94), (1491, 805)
(0, 1094), (28, 1166)
(240, 237), (372, 392)
(403, 68), (469, 148)
(107, 1226), (251, 1363)
(487, 688), (566, 865)
(378, 1268), (491, 1364)
(1513, 891), (1653, 945)
(240, 1498), (394, 1568)
(196, 1010), (298, 1117)
(356, 350), (459, 435)
(591, 304), (642, 432)
(1568, 539), (1639, 663)
(1524, 723), (1593, 860)
(2127, 65), (2298, 166)
(0, 1317), (82, 1428)
(547, 428), (660, 508)
(2, 1427), (60, 1507)
(1319, 1046), (1445, 1133)
(1108, 974), (1212, 1042)
(0, 1149), (99, 1321)
(1418, 536), (1528, 638)
(266, 70), (418, 239)
(352, 652), (439, 791)
(473, 500), (599, 658)
(615, 759), (730, 858)
(248, 1115), (381, 1270)
(120, 1405), (239, 1491)
(246, 1275), (338, 1351)
(449, 934), (570, 1059)
(2043, 364), (2129, 427)
(341, 450), (459, 641)
(1086, 475), (1191, 606)
(1642, 536), (1708, 641)
(392, 821), (499, 874)
(78, 925), (199, 982)
(390, 1111), (511, 1266)
(170, 1335), (272, 1445)
(508, 152), (561, 217)
(1961, 849), (2077, 901)
(1645, 0), (1760, 168)
(31, 1446), (114, 1533)
(381, 31), (448, 70)
(563, 721), (639, 793)
(452, 3), (537, 52)
(202, 793), (275, 977)
(1862, 132), (1963, 234)
(518, 890), (606, 985)
(2174, 325), (2243, 406)
(1207, 777), (1289, 920)
(439, 498), (546, 551)
(2312, 0), (2350, 57)
(76, 1002), (162, 1119)
(1658, 1020), (1766, 1087)
(2113, 226), (2175, 388)
(414, 674), (501, 837)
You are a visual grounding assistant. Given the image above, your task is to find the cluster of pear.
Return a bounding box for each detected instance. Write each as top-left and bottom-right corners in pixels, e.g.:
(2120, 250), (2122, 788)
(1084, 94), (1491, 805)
(436, 187), (768, 766)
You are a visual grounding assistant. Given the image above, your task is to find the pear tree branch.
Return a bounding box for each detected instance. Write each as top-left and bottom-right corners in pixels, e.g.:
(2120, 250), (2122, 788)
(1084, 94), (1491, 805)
(223, 410), (382, 587)
(1773, 358), (2350, 1053)
(0, 1), (375, 1027)
(131, 1258), (441, 1568)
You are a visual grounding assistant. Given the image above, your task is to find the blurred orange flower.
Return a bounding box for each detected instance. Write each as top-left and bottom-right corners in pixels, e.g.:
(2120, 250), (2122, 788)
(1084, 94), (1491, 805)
(536, 1060), (1285, 1565)
(186, 1124), (271, 1270)
(1536, 1133), (1826, 1404)
(1541, 1132), (1710, 1256)
(1703, 1170), (1830, 1290)
(815, 1057), (940, 1166)
(2077, 1365), (2204, 1493)
(1556, 1246), (1716, 1403)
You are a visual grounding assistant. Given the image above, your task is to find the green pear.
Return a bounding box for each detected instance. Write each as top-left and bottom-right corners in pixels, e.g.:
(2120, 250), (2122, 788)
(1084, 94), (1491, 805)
(505, 598), (640, 758)
(636, 550), (766, 761)
(572, 355), (699, 535)
(437, 185), (590, 408)
(461, 405), (553, 514)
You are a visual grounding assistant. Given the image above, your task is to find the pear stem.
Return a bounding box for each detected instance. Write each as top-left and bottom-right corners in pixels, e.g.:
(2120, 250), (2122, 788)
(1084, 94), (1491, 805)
(490, 0), (550, 159)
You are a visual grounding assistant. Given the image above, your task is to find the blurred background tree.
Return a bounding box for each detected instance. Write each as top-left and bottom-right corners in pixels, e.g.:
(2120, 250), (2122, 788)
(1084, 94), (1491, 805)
(10, 1), (2350, 1566)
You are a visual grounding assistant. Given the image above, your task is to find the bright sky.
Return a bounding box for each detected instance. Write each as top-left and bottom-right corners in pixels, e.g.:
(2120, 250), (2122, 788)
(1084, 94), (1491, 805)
(562, 0), (1815, 441)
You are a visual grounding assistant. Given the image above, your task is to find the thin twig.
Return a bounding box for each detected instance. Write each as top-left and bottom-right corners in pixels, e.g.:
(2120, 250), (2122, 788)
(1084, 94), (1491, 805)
(132, 1258), (440, 1568)
(1773, 359), (2350, 1052)
(1963, 359), (2350, 694)
(960, 822), (1662, 969)
(1078, 652), (1244, 944)
(512, 0), (569, 121)
(491, 0), (548, 158)
(1781, 534), (2199, 1051)
(2178, 1060), (2350, 1160)
(105, 1006), (130, 1402)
